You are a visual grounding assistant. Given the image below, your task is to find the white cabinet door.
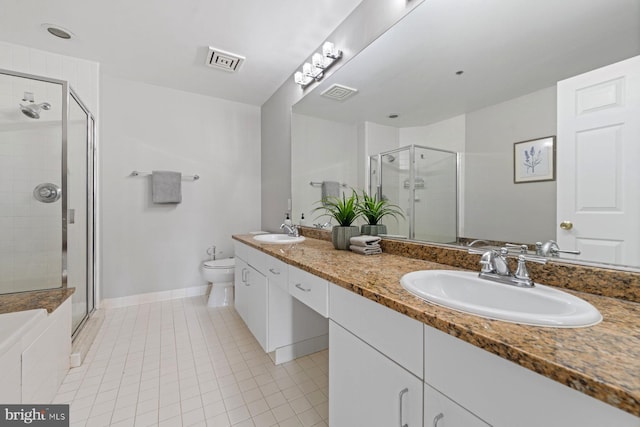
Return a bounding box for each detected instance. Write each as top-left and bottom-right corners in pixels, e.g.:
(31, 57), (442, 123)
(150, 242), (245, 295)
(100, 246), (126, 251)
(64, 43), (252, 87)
(330, 321), (422, 427)
(234, 258), (268, 351)
(245, 265), (267, 351)
(234, 258), (250, 323)
(425, 384), (489, 427)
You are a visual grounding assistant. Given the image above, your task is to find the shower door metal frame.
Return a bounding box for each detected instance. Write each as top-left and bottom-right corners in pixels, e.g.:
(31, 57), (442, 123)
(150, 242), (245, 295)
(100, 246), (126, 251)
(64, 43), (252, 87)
(370, 144), (459, 241)
(0, 68), (97, 332)
(69, 86), (97, 335)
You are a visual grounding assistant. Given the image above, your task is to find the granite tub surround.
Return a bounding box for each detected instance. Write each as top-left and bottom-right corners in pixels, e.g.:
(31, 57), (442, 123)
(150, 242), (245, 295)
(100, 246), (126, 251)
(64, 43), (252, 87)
(233, 234), (640, 417)
(0, 288), (75, 314)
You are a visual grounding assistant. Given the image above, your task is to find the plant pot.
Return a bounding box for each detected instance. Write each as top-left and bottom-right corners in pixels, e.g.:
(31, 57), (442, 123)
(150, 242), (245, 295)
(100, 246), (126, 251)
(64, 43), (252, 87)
(360, 224), (387, 236)
(332, 226), (360, 250)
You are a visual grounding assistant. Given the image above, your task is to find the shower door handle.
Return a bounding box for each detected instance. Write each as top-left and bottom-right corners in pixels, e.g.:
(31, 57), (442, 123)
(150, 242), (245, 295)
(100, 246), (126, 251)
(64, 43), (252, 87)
(69, 209), (75, 224)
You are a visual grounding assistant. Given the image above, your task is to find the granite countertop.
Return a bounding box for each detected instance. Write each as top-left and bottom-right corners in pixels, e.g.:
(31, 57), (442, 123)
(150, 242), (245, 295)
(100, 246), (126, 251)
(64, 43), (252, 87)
(0, 288), (75, 315)
(233, 234), (640, 417)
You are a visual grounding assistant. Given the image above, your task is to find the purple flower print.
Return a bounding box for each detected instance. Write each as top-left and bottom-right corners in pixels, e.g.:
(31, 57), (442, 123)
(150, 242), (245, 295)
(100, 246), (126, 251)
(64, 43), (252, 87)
(523, 146), (543, 173)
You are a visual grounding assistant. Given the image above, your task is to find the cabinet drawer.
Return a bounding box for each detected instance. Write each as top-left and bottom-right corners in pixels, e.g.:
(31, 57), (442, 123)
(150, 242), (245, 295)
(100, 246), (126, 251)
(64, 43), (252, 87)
(265, 256), (288, 292)
(288, 266), (328, 317)
(234, 242), (266, 273)
(330, 283), (423, 379)
(424, 326), (639, 427)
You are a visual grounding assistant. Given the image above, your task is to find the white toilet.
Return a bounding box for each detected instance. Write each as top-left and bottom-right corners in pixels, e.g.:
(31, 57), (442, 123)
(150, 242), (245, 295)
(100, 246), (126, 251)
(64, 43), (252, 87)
(201, 258), (235, 307)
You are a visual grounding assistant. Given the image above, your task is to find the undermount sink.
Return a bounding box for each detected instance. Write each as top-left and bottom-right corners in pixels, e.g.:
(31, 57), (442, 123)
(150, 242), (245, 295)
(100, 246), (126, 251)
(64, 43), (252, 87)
(253, 234), (306, 244)
(400, 270), (602, 328)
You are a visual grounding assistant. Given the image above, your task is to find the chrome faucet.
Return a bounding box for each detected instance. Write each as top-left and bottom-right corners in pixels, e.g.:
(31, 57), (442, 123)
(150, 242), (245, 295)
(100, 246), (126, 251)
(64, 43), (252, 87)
(313, 221), (331, 229)
(470, 247), (546, 288)
(467, 239), (490, 247)
(280, 223), (300, 237)
(535, 240), (581, 257)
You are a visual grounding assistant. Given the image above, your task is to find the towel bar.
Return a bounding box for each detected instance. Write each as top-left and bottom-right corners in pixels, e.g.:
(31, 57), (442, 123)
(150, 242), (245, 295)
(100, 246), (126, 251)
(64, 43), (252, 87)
(309, 181), (347, 187)
(130, 171), (199, 181)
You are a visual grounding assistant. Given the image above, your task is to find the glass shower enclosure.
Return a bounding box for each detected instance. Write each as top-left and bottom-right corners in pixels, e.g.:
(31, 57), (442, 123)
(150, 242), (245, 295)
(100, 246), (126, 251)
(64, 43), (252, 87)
(369, 145), (458, 243)
(0, 69), (95, 336)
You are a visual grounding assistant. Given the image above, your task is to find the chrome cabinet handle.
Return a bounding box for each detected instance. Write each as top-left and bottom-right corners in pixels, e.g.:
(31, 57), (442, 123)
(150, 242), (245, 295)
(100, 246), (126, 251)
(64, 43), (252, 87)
(399, 388), (408, 427)
(245, 270), (251, 286)
(269, 268), (280, 275)
(241, 268), (247, 282)
(433, 413), (444, 427)
(295, 283), (311, 292)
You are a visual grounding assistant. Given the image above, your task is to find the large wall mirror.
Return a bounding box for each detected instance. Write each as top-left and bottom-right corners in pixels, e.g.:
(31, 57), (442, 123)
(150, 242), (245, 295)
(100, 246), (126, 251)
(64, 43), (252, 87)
(291, 0), (640, 270)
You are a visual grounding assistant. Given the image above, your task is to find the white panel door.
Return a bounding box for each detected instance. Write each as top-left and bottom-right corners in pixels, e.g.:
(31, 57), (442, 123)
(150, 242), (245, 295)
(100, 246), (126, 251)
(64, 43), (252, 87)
(557, 55), (640, 265)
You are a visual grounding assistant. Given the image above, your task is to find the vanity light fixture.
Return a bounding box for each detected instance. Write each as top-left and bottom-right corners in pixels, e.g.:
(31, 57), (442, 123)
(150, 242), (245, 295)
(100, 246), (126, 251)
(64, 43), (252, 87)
(294, 42), (343, 88)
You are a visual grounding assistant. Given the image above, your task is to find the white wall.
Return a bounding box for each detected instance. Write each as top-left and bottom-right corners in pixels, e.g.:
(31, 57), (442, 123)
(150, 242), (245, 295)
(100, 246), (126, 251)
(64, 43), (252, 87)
(464, 86), (556, 243)
(291, 114), (357, 225)
(399, 115), (466, 152)
(100, 76), (261, 299)
(358, 121), (399, 192)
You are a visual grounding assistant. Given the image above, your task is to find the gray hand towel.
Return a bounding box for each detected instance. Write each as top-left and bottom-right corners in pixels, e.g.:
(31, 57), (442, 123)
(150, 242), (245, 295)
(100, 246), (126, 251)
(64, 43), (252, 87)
(152, 170), (182, 204)
(350, 235), (382, 247)
(321, 181), (341, 206)
(350, 245), (382, 255)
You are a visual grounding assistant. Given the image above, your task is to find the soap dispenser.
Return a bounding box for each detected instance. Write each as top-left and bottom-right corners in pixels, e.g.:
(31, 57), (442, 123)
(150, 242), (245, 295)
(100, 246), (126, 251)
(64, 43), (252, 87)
(300, 213), (306, 226)
(284, 212), (292, 226)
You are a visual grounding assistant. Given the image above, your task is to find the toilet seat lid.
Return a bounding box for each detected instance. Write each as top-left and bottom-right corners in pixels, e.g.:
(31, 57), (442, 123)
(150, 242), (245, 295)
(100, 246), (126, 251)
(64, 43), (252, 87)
(203, 258), (235, 269)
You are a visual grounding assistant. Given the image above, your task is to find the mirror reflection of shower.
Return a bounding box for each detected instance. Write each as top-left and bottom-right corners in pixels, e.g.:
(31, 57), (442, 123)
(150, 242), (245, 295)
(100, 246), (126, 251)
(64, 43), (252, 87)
(370, 145), (458, 243)
(19, 91), (51, 119)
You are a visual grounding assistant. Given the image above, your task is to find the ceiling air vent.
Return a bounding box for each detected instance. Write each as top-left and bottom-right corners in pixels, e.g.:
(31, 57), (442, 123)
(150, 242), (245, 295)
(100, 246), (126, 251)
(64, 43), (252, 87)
(206, 47), (245, 72)
(320, 84), (358, 101)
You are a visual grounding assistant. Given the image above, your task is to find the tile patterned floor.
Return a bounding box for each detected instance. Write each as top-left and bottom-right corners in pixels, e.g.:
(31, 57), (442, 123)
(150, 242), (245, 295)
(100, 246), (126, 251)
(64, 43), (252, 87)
(53, 297), (329, 426)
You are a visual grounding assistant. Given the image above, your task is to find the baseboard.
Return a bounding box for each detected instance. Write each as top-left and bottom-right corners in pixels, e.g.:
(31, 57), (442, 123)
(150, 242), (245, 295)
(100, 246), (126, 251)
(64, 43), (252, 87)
(269, 334), (329, 365)
(100, 285), (210, 309)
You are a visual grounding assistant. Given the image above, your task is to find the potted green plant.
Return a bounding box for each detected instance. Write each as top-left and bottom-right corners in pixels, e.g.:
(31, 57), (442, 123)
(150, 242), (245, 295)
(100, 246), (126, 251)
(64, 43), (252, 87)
(314, 191), (361, 250)
(356, 191), (405, 236)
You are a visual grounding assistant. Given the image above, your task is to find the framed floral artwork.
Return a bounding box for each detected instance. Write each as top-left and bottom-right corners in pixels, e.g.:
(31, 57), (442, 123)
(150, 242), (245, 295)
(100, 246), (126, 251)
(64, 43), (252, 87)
(513, 136), (556, 183)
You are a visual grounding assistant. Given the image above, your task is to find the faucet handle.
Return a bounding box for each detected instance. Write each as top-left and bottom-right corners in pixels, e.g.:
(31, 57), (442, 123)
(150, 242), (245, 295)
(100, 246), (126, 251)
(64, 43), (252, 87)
(505, 243), (529, 254)
(478, 249), (497, 273)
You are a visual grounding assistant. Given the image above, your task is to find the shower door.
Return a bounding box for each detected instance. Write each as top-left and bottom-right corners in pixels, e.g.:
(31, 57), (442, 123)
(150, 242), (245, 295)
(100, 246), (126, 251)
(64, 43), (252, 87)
(371, 145), (458, 242)
(0, 69), (95, 336)
(67, 89), (95, 333)
(0, 72), (65, 293)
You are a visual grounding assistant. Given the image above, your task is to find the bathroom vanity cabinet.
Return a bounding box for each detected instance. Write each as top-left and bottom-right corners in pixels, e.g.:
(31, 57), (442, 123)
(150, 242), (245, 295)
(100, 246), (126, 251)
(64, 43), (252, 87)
(232, 236), (640, 426)
(234, 242), (328, 363)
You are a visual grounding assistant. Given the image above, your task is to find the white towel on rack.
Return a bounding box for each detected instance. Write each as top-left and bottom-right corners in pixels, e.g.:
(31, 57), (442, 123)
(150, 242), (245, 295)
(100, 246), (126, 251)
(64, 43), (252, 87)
(151, 170), (182, 204)
(321, 181), (341, 205)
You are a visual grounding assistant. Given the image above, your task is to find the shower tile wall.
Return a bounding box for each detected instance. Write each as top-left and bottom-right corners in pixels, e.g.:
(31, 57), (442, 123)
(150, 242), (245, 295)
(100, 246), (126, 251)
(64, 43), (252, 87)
(0, 125), (62, 292)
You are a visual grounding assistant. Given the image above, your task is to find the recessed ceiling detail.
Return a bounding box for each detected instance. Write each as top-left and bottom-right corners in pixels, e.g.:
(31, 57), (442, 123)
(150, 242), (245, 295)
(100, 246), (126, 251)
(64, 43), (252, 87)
(320, 84), (358, 101)
(206, 47), (245, 73)
(41, 23), (73, 40)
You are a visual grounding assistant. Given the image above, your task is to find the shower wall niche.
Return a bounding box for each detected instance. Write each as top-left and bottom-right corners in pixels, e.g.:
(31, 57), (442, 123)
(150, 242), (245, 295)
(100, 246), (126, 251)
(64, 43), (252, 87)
(370, 145), (458, 242)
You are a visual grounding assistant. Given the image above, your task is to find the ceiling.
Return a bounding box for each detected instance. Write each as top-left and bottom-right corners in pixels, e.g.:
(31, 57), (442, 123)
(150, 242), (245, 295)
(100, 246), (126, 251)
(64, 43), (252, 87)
(293, 0), (640, 127)
(0, 0), (363, 105)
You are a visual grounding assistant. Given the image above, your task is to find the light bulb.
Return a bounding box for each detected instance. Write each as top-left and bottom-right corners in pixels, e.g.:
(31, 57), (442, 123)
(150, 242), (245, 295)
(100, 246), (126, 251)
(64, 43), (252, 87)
(303, 62), (313, 76)
(322, 42), (335, 57)
(312, 53), (325, 69)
